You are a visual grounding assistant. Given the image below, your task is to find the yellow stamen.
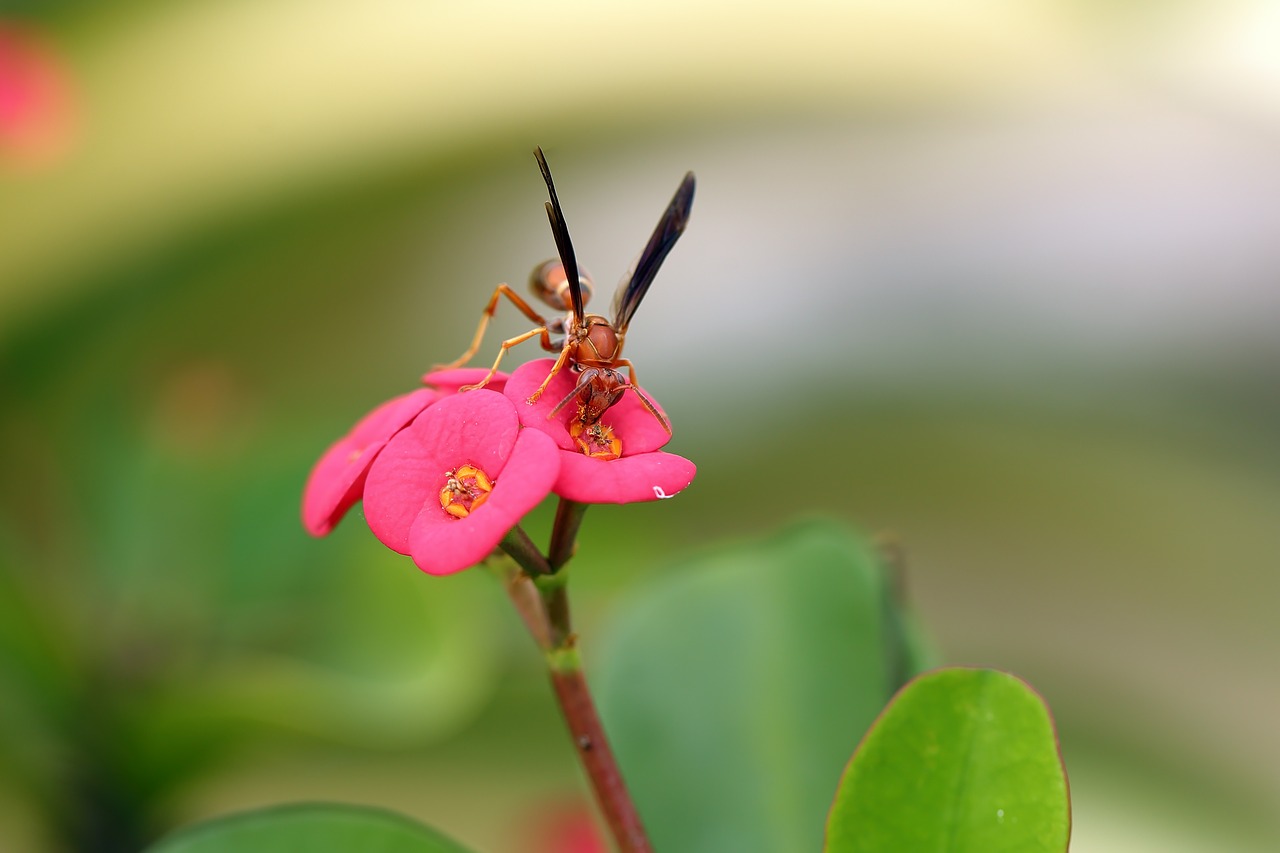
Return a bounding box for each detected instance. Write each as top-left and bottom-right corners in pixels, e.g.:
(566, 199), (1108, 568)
(438, 463), (495, 518)
(570, 421), (622, 461)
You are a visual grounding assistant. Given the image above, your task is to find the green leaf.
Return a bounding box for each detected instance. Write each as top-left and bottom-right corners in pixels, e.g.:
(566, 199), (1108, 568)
(597, 519), (931, 853)
(825, 667), (1070, 852)
(147, 803), (476, 853)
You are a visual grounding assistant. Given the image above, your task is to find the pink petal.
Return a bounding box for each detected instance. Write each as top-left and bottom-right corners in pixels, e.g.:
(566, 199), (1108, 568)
(408, 427), (560, 575)
(301, 436), (380, 536)
(349, 388), (441, 443)
(553, 450), (696, 505)
(505, 359), (575, 449)
(301, 388), (440, 536)
(423, 367), (509, 394)
(362, 390), (520, 554)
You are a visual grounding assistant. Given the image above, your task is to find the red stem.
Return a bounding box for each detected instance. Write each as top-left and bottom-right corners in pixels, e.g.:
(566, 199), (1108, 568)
(548, 651), (653, 853)
(499, 512), (653, 852)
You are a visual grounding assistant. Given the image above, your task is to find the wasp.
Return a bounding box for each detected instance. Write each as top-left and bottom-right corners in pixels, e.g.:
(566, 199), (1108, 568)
(442, 147), (695, 433)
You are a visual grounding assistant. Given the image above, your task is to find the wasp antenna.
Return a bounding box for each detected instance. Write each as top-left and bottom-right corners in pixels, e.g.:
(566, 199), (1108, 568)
(627, 384), (671, 434)
(534, 147), (585, 324)
(548, 383), (584, 420)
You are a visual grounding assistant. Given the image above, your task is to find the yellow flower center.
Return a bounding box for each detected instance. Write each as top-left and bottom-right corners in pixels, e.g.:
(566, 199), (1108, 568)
(438, 464), (494, 518)
(570, 421), (622, 461)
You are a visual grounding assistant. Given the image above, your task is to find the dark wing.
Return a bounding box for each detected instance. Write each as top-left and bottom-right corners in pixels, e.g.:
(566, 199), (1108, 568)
(612, 171), (696, 331)
(534, 147), (584, 324)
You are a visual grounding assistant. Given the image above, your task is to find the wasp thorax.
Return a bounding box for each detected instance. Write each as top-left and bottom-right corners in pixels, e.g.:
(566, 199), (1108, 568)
(582, 318), (620, 362)
(530, 259), (592, 312)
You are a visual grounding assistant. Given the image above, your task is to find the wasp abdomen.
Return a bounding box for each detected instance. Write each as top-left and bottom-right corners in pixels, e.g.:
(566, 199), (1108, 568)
(530, 260), (593, 313)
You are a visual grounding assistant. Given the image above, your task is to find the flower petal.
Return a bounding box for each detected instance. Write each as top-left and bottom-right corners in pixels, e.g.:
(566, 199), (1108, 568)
(423, 367), (508, 394)
(505, 359), (576, 449)
(553, 450), (696, 505)
(409, 427), (560, 575)
(349, 387), (441, 444)
(301, 388), (440, 536)
(363, 390), (519, 554)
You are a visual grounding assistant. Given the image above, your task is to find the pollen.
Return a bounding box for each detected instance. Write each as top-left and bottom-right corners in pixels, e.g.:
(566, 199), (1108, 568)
(570, 421), (622, 461)
(438, 464), (494, 518)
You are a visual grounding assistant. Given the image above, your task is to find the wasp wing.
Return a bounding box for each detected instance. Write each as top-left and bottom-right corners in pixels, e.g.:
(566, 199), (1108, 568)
(535, 147), (585, 324)
(611, 171), (696, 332)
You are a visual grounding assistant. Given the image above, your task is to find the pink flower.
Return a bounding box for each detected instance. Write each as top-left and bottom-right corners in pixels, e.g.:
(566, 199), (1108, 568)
(302, 371), (511, 537)
(525, 799), (607, 853)
(302, 388), (441, 536)
(362, 389), (560, 575)
(505, 359), (696, 504)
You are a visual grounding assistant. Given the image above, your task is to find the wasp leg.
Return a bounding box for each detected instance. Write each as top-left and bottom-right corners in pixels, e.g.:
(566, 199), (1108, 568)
(527, 341), (575, 403)
(616, 358), (640, 387)
(438, 284), (554, 370)
(460, 326), (547, 391)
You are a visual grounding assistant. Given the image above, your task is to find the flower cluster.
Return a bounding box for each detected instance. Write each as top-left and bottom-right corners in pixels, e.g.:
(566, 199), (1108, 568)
(302, 363), (695, 575)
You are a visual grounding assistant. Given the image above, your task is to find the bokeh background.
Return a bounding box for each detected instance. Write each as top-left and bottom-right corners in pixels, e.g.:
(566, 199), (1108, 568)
(2, 1), (1278, 850)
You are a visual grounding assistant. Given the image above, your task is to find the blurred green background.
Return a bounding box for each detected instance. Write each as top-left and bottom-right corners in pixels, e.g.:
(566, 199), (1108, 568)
(2, 1), (1278, 850)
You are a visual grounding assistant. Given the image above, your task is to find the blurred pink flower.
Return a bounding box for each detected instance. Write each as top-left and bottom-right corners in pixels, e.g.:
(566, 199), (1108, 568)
(0, 23), (75, 171)
(302, 388), (441, 536)
(506, 359), (696, 504)
(524, 799), (606, 853)
(362, 389), (559, 575)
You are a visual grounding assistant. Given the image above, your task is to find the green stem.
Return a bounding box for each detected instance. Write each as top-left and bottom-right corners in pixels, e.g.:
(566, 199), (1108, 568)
(499, 525), (552, 576)
(536, 574), (572, 650)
